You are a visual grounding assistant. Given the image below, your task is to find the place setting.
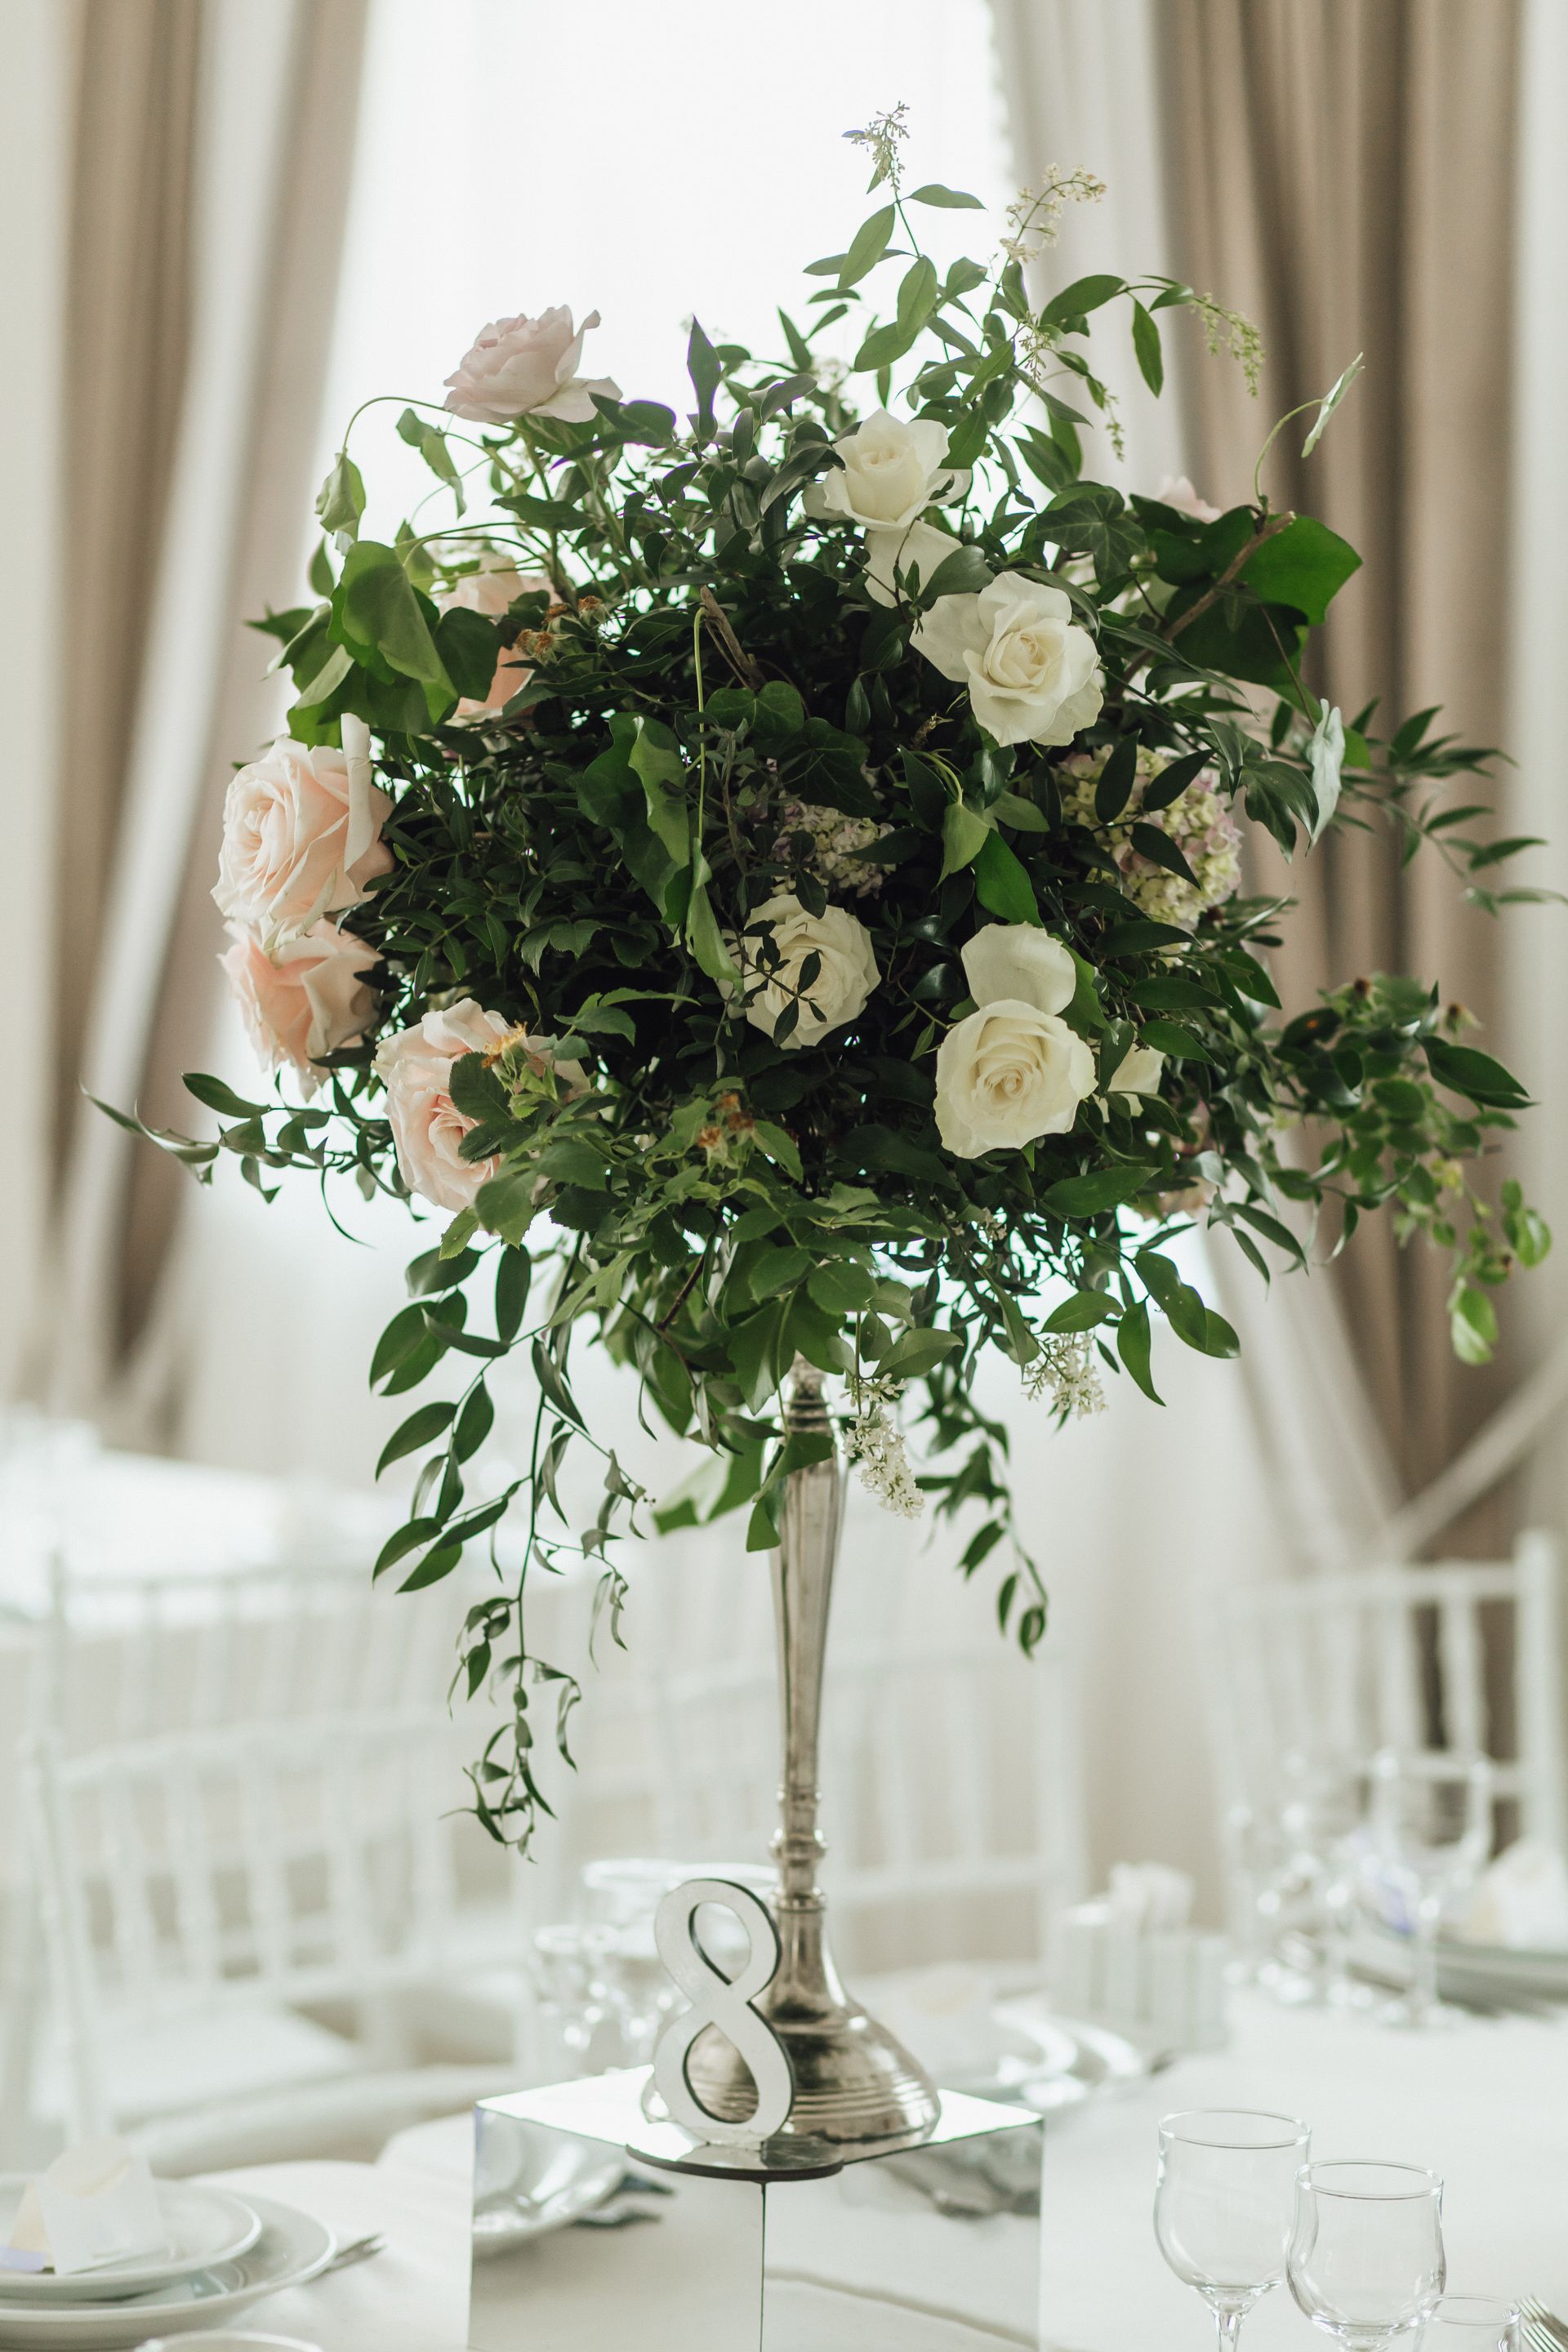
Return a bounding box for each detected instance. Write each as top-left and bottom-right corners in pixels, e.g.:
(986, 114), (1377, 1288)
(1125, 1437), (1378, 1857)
(0, 2140), (334, 2350)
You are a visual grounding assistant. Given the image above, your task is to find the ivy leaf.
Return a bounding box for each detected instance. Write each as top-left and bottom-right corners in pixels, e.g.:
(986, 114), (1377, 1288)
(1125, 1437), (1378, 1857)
(973, 831), (1039, 924)
(1116, 1300), (1163, 1402)
(940, 799), (992, 880)
(1130, 299), (1164, 395)
(686, 317), (723, 434)
(838, 203), (896, 290)
(315, 448), (364, 541)
(906, 183), (985, 209)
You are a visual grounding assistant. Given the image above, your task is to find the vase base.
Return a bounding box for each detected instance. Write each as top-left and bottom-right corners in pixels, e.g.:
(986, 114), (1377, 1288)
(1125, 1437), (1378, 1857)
(686, 1982), (940, 2154)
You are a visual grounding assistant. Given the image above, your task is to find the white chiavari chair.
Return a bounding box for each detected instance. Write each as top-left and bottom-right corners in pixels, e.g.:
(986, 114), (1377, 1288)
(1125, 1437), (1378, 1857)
(22, 1706), (530, 2172)
(639, 1637), (1087, 1976)
(1205, 1530), (1568, 1855)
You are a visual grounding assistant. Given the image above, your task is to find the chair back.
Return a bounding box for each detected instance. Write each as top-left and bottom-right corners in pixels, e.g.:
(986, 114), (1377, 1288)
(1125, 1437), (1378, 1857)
(641, 1637), (1085, 1971)
(23, 1706), (473, 2139)
(1205, 1530), (1567, 1851)
(38, 1556), (468, 1748)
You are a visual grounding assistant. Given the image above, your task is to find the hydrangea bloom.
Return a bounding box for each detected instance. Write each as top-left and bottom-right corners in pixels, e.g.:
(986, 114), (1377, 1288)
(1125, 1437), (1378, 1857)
(1059, 747), (1242, 929)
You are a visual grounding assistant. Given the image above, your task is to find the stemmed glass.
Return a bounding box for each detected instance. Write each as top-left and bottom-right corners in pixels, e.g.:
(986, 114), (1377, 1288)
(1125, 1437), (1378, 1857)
(1420, 2297), (1520, 2351)
(1290, 2161), (1446, 2349)
(1156, 2109), (1312, 2350)
(1363, 1751), (1493, 2028)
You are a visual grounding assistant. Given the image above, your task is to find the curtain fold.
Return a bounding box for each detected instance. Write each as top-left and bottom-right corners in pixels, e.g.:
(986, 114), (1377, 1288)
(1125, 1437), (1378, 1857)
(990, 0), (1400, 1573)
(46, 0), (370, 1423)
(1155, 0), (1525, 1530)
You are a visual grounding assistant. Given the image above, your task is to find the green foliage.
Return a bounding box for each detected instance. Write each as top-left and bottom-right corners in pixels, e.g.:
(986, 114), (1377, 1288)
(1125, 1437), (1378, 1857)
(128, 127), (1552, 1856)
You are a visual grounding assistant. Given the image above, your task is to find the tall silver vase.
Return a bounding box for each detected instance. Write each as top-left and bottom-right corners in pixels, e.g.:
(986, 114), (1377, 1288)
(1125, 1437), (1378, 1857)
(685, 1359), (940, 2155)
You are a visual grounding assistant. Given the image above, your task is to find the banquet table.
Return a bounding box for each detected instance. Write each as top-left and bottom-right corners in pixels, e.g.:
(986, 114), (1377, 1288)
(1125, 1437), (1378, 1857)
(203, 1986), (1568, 2350)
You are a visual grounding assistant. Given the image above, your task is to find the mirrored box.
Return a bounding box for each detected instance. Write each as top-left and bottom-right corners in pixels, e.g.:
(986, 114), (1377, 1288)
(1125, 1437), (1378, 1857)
(470, 2068), (1043, 2350)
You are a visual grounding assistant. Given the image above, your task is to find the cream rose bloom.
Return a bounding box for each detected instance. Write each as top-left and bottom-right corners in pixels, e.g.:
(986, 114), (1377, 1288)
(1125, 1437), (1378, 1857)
(375, 1000), (588, 1213)
(960, 925), (1076, 1018)
(213, 724), (394, 951)
(443, 305), (620, 425)
(735, 893), (880, 1049)
(1107, 1042), (1165, 1100)
(934, 1000), (1096, 1158)
(804, 410), (969, 531)
(221, 920), (378, 1092)
(914, 572), (1103, 748)
(435, 554), (552, 715)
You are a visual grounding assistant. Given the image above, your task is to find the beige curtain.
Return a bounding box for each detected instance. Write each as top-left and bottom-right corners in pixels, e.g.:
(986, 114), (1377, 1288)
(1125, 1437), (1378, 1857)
(42, 0), (370, 1419)
(1156, 0), (1523, 1527)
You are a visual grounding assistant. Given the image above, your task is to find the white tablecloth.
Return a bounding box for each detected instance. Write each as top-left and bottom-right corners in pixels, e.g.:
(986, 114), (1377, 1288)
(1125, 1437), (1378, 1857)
(204, 1989), (1568, 2350)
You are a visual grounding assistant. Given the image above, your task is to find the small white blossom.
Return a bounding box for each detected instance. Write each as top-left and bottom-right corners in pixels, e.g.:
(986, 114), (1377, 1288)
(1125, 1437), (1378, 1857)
(773, 800), (894, 897)
(844, 1374), (925, 1519)
(1024, 1334), (1106, 1419)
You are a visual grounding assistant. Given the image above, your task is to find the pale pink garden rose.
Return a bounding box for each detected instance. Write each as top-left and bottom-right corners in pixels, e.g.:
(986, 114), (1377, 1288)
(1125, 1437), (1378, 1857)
(212, 729), (393, 951)
(221, 920), (379, 1093)
(374, 1000), (588, 1214)
(443, 306), (620, 425)
(435, 554), (553, 715)
(1157, 474), (1223, 523)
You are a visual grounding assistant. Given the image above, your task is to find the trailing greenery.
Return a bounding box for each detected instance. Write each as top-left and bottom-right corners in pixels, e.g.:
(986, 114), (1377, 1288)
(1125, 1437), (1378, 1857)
(113, 127), (1549, 1852)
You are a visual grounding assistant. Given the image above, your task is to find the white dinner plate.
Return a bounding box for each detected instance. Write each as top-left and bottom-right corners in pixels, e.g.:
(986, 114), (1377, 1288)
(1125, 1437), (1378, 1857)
(1353, 1922), (1568, 2005)
(0, 2183), (261, 2305)
(0, 2196), (332, 2348)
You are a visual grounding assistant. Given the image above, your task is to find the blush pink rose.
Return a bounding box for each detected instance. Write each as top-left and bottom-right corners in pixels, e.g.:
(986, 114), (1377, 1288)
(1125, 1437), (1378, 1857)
(435, 555), (553, 715)
(221, 920), (379, 1093)
(213, 721), (394, 950)
(443, 305), (620, 425)
(374, 1000), (515, 1211)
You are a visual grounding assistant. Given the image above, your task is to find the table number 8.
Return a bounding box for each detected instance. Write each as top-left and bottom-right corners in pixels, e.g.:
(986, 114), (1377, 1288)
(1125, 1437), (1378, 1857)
(651, 1878), (794, 2146)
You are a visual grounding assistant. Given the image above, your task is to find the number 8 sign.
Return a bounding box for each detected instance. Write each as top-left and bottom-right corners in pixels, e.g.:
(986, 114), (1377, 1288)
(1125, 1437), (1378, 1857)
(651, 1877), (795, 2146)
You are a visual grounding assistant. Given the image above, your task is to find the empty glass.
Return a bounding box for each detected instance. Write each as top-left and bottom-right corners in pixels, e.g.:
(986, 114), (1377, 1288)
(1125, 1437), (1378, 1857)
(1420, 2297), (1520, 2352)
(1363, 1752), (1493, 2028)
(1156, 2109), (1312, 2350)
(1290, 2160), (1446, 2350)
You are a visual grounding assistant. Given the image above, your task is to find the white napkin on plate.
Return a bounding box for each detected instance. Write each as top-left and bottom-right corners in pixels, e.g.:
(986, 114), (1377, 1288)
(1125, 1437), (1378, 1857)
(2, 2137), (167, 2277)
(1457, 1836), (1568, 1950)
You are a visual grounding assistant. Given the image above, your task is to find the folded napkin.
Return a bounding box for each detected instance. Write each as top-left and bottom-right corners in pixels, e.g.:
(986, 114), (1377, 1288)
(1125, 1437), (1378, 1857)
(1105, 1860), (1195, 1931)
(1457, 1836), (1568, 1950)
(2, 2137), (167, 2278)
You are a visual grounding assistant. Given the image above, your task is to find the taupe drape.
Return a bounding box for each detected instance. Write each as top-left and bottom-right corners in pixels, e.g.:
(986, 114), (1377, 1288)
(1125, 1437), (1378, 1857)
(1157, 0), (1522, 1521)
(56, 2), (201, 1173)
(47, 0), (369, 1418)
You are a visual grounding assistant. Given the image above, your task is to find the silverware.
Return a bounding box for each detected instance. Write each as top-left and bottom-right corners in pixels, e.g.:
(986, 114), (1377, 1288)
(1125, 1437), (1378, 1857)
(1519, 2297), (1568, 2352)
(321, 2231), (385, 2275)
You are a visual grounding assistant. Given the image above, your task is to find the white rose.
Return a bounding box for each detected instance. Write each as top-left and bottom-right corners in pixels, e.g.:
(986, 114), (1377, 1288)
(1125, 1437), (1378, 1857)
(862, 518), (960, 610)
(914, 571), (1103, 748)
(443, 305), (620, 425)
(735, 892), (880, 1049)
(212, 725), (394, 951)
(435, 552), (553, 715)
(934, 1000), (1096, 1159)
(804, 410), (969, 531)
(374, 1000), (586, 1212)
(1107, 1042), (1165, 1100)
(961, 925), (1076, 1017)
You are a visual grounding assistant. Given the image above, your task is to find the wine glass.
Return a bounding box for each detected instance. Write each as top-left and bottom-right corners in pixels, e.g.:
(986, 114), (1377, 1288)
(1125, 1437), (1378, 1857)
(1155, 2109), (1312, 2350)
(1363, 1750), (1493, 2027)
(1420, 2296), (1520, 2351)
(1290, 2160), (1446, 2349)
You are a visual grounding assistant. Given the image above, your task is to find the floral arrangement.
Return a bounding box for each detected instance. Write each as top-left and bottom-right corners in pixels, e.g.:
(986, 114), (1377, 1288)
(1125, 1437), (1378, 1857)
(114, 119), (1549, 1850)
